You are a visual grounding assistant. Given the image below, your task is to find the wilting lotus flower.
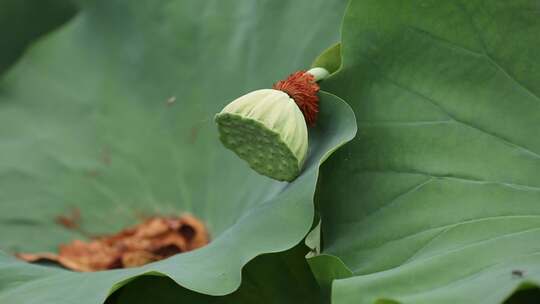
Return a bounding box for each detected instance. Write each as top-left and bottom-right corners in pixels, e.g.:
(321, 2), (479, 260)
(215, 67), (329, 181)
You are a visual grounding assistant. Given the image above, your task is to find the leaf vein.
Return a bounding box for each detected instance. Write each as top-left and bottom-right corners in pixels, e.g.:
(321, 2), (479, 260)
(380, 75), (540, 160)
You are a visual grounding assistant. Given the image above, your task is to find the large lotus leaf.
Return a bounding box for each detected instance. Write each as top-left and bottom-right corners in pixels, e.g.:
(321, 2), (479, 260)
(313, 0), (540, 303)
(107, 244), (323, 304)
(0, 0), (357, 303)
(0, 0), (77, 74)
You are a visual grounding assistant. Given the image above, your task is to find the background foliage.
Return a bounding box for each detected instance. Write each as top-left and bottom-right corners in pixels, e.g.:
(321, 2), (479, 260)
(315, 1), (540, 303)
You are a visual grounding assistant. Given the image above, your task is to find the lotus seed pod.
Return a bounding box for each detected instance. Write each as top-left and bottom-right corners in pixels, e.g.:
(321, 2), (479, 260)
(215, 89), (308, 182)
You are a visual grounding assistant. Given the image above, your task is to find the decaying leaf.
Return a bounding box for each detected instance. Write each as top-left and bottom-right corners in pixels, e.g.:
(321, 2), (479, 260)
(17, 214), (209, 272)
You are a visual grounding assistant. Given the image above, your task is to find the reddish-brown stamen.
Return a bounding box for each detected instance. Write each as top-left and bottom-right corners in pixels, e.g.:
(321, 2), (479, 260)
(273, 71), (320, 127)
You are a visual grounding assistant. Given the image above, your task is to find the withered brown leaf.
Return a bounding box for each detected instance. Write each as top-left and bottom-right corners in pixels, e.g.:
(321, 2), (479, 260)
(17, 214), (209, 272)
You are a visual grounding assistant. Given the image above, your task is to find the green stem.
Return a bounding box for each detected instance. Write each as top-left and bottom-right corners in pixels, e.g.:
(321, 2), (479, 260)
(306, 67), (330, 82)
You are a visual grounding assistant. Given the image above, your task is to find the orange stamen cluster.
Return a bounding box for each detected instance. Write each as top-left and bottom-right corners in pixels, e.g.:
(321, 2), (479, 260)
(273, 71), (320, 127)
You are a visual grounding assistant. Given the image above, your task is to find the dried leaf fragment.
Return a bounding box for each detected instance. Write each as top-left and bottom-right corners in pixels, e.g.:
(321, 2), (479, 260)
(17, 214), (209, 272)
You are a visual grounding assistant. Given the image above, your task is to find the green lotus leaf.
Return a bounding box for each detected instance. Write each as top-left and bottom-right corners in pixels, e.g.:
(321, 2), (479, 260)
(0, 0), (77, 74)
(313, 0), (540, 303)
(107, 244), (324, 304)
(0, 0), (356, 303)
